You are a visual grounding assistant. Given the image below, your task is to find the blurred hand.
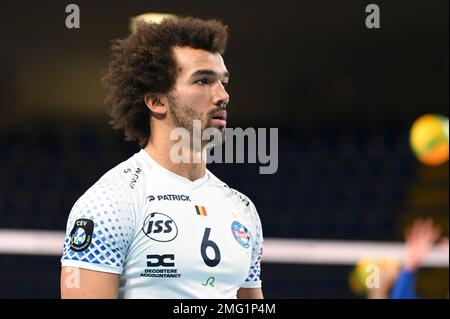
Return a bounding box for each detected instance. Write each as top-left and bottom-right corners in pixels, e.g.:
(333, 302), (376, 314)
(403, 218), (441, 271)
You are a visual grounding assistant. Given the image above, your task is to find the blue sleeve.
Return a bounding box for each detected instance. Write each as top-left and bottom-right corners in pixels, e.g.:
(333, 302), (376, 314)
(389, 269), (419, 299)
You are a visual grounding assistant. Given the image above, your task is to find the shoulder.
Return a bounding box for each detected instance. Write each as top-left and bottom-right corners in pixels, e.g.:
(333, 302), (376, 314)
(91, 149), (154, 194)
(103, 151), (148, 189)
(226, 187), (264, 248)
(65, 152), (148, 234)
(229, 187), (253, 209)
(72, 151), (150, 212)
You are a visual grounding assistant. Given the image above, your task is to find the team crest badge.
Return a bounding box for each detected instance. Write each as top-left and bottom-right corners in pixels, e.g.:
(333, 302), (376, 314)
(231, 221), (251, 249)
(70, 219), (94, 252)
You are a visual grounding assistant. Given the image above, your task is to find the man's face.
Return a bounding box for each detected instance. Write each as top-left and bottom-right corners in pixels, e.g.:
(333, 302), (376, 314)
(167, 46), (230, 138)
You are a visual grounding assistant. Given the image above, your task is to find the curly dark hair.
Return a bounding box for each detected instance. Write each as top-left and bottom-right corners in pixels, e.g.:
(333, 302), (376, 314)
(102, 16), (229, 147)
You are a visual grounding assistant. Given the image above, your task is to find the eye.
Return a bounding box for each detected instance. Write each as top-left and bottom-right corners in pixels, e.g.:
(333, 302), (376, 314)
(221, 81), (229, 87)
(195, 78), (209, 85)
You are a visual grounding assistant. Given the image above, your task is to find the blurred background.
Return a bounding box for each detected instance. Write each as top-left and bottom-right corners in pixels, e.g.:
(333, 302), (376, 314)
(0, 0), (448, 298)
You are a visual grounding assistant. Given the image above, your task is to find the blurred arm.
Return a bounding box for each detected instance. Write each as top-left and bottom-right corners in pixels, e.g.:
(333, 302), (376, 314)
(389, 218), (442, 299)
(389, 269), (418, 299)
(403, 218), (441, 271)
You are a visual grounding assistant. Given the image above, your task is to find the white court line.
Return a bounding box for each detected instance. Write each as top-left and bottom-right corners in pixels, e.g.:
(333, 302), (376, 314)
(0, 229), (448, 267)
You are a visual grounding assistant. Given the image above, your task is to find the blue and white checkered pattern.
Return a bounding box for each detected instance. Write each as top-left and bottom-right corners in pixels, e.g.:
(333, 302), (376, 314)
(61, 174), (134, 272)
(245, 253), (262, 283)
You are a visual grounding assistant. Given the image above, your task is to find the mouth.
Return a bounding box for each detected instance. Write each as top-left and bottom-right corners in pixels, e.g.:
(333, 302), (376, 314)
(211, 110), (227, 127)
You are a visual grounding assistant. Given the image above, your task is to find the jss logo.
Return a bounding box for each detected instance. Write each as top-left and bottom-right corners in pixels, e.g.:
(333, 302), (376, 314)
(146, 254), (175, 267)
(142, 212), (178, 242)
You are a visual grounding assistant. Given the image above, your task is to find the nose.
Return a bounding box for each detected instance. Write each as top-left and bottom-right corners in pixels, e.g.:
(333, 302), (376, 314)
(212, 82), (229, 108)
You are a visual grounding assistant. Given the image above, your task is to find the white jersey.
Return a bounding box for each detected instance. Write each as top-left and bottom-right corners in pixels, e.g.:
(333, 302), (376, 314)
(61, 149), (263, 298)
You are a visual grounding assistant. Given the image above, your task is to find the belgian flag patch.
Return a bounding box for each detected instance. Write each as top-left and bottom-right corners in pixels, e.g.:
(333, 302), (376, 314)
(195, 205), (207, 216)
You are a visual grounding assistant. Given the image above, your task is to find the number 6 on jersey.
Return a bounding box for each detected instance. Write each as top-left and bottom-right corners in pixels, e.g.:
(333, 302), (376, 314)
(201, 228), (221, 267)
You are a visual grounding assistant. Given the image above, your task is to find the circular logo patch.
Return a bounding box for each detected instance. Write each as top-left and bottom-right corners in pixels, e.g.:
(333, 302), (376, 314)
(142, 212), (178, 242)
(70, 219), (94, 252)
(73, 228), (86, 245)
(231, 221), (251, 248)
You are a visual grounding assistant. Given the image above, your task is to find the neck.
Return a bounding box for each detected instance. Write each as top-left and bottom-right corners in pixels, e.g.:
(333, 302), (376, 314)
(144, 126), (207, 182)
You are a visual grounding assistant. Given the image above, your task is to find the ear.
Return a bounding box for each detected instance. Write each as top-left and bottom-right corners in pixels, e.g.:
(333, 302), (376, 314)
(144, 93), (167, 115)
